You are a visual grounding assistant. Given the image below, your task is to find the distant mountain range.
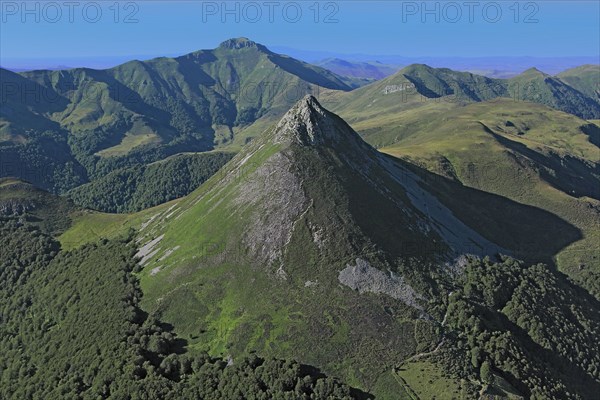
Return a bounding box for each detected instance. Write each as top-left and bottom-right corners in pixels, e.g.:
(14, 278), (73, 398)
(3, 45), (597, 78)
(315, 57), (600, 84)
(2, 27), (600, 400)
(271, 46), (600, 77)
(314, 58), (398, 83)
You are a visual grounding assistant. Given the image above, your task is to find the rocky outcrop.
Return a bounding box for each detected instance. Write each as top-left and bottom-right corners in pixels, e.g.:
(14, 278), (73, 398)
(338, 258), (424, 309)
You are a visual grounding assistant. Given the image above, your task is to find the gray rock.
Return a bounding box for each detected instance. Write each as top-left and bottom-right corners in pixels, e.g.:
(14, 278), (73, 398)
(338, 258), (424, 309)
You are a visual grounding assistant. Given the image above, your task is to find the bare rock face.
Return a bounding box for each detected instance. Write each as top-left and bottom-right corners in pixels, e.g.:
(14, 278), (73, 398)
(338, 258), (424, 309)
(234, 151), (309, 267)
(232, 96), (367, 269)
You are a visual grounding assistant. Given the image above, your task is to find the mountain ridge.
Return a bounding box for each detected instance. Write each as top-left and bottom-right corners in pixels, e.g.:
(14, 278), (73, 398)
(325, 62), (600, 123)
(0, 39), (354, 193)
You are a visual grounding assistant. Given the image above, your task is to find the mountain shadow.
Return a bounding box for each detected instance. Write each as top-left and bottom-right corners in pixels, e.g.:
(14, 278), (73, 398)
(388, 155), (584, 265)
(485, 126), (600, 200)
(579, 122), (600, 148)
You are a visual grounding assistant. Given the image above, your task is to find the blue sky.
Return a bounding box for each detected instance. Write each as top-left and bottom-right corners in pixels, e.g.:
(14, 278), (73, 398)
(1, 1), (599, 64)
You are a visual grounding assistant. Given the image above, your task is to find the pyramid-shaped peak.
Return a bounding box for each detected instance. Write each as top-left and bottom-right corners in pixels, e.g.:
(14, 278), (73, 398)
(272, 95), (360, 146)
(297, 95), (326, 114)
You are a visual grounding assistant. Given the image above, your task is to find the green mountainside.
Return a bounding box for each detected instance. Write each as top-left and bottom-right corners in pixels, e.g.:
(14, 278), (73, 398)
(508, 67), (600, 119)
(67, 151), (234, 213)
(324, 64), (600, 134)
(1, 38), (599, 398)
(557, 64), (600, 103)
(320, 64), (599, 298)
(397, 64), (509, 101)
(0, 38), (351, 193)
(127, 95), (506, 391)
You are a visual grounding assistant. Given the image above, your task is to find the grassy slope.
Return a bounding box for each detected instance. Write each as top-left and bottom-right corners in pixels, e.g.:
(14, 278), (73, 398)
(82, 98), (595, 398)
(11, 40), (350, 156)
(59, 155), (427, 396)
(58, 200), (174, 251)
(395, 361), (467, 400)
(0, 68), (68, 138)
(96, 132), (162, 158)
(321, 64), (506, 149)
(324, 69), (599, 297)
(508, 67), (600, 119)
(0, 177), (151, 250)
(324, 64), (600, 143)
(52, 86), (600, 399)
(557, 64), (600, 103)
(379, 99), (600, 296)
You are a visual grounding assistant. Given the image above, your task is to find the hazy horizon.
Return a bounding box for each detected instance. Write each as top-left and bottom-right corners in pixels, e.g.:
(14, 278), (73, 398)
(2, 1), (599, 68)
(1, 38), (598, 77)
